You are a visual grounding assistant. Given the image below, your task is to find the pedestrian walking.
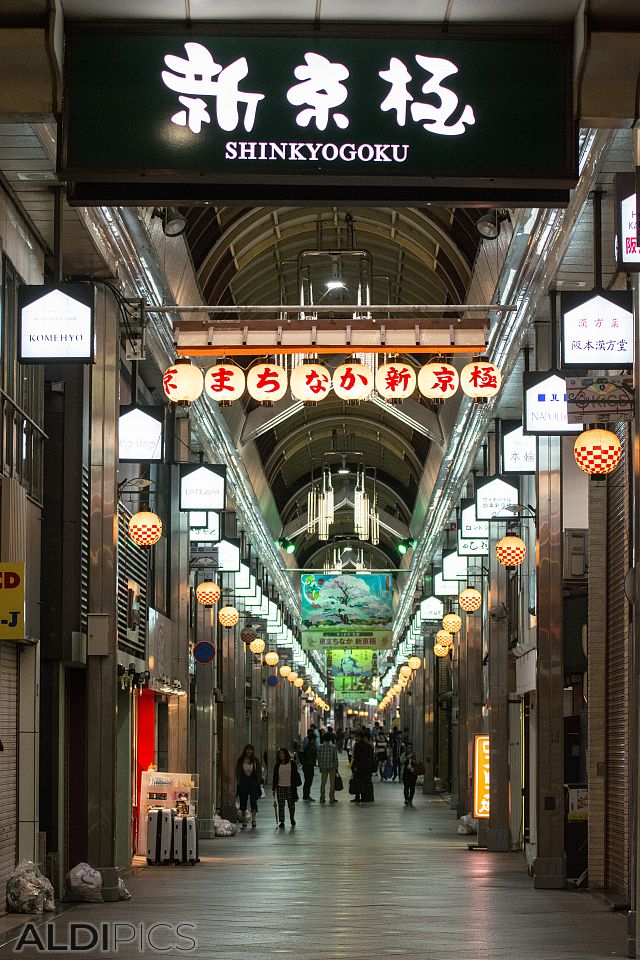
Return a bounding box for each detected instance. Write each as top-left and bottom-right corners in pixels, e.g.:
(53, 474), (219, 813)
(402, 742), (418, 806)
(318, 733), (339, 803)
(350, 731), (375, 803)
(389, 727), (401, 781)
(235, 743), (263, 828)
(272, 747), (300, 828)
(300, 727), (319, 801)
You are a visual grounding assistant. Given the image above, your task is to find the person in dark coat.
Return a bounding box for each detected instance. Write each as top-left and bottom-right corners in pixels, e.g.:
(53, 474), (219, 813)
(272, 747), (300, 828)
(235, 744), (263, 828)
(401, 741), (418, 807)
(300, 728), (319, 801)
(351, 731), (375, 803)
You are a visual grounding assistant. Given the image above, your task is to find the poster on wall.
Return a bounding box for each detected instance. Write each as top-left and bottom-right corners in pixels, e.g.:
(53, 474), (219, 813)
(330, 648), (375, 701)
(300, 573), (393, 649)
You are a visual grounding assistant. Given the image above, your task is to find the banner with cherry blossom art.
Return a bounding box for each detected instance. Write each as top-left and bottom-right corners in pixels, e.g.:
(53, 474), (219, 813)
(300, 573), (393, 650)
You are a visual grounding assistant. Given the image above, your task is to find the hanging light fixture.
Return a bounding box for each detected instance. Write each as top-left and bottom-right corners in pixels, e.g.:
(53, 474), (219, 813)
(265, 651), (279, 666)
(459, 587), (482, 612)
(195, 581), (221, 606)
(442, 613), (462, 634)
(370, 494), (380, 546)
(323, 468), (335, 524)
(203, 363), (245, 406)
(435, 629), (454, 649)
(399, 664), (412, 679)
(375, 362), (416, 402)
(162, 358), (204, 405)
(573, 428), (622, 476)
(294, 676), (304, 688)
(241, 626), (258, 644)
(218, 606), (240, 627)
(246, 362), (288, 405)
(307, 485), (318, 535)
(290, 362), (331, 404)
(333, 362), (374, 402)
(460, 359), (502, 403)
(249, 637), (266, 654)
(434, 642), (450, 658)
(128, 511), (163, 548)
(288, 671), (298, 684)
(408, 655), (422, 671)
(280, 665), (292, 678)
(417, 362), (459, 403)
(496, 534), (526, 567)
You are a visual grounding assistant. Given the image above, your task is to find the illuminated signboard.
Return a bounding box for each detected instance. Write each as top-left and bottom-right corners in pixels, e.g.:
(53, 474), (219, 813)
(420, 596), (444, 621)
(434, 572), (458, 597)
(63, 31), (575, 205)
(501, 421), (536, 474)
(179, 464), (226, 511)
(458, 535), (489, 557)
(614, 173), (639, 271)
(119, 405), (164, 462)
(442, 549), (468, 581)
(522, 371), (582, 436)
(188, 511), (221, 543)
(474, 475), (519, 521)
(18, 284), (95, 363)
(216, 537), (241, 572)
(459, 499), (489, 539)
(561, 290), (633, 368)
(473, 734), (490, 819)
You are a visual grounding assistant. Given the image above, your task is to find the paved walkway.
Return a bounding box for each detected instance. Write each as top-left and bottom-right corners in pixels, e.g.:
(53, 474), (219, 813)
(0, 765), (628, 959)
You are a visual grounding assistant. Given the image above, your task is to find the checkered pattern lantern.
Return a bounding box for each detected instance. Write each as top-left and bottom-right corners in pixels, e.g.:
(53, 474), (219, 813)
(399, 664), (413, 679)
(218, 605), (239, 627)
(460, 360), (502, 402)
(496, 534), (526, 567)
(408, 656), (422, 671)
(573, 429), (622, 476)
(294, 676), (304, 688)
(264, 651), (279, 666)
(162, 358), (204, 405)
(241, 627), (257, 645)
(195, 581), (221, 606)
(279, 665), (291, 678)
(249, 637), (266, 654)
(459, 587), (482, 613)
(435, 629), (454, 649)
(128, 511), (162, 548)
(287, 671), (299, 683)
(442, 613), (462, 634)
(433, 642), (450, 658)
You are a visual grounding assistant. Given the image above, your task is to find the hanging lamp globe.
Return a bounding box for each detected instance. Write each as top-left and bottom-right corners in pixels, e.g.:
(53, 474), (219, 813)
(162, 358), (204, 405)
(332, 362), (374, 402)
(399, 664), (413, 679)
(195, 581), (221, 606)
(264, 651), (279, 666)
(241, 626), (258, 645)
(218, 605), (240, 628)
(288, 671), (299, 684)
(573, 428), (622, 476)
(128, 511), (163, 548)
(246, 362), (288, 404)
(279, 665), (292, 678)
(496, 534), (526, 567)
(435, 629), (454, 649)
(289, 362), (332, 404)
(434, 642), (450, 658)
(408, 656), (422, 671)
(442, 613), (462, 634)
(417, 362), (459, 402)
(459, 587), (482, 612)
(204, 363), (245, 406)
(294, 676), (304, 688)
(249, 637), (266, 654)
(375, 362), (416, 401)
(460, 359), (502, 402)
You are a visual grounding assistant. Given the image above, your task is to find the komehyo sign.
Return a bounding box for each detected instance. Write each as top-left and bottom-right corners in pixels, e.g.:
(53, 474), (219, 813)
(63, 29), (576, 204)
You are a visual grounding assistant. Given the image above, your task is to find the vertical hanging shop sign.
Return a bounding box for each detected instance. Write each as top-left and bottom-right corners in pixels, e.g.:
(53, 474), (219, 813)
(522, 371), (582, 435)
(474, 475), (520, 521)
(561, 290), (634, 368)
(614, 173), (639, 271)
(118, 405), (165, 461)
(0, 563), (25, 641)
(473, 734), (490, 819)
(179, 463), (227, 511)
(501, 421), (537, 474)
(18, 284), (95, 363)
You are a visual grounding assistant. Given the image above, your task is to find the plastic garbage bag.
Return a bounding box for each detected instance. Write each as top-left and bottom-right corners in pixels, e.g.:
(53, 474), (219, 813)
(62, 862), (103, 903)
(457, 813), (479, 835)
(6, 860), (55, 913)
(213, 814), (238, 837)
(118, 878), (132, 901)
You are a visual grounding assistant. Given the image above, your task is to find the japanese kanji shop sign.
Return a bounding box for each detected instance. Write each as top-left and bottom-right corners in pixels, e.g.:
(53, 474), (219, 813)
(614, 173), (639, 272)
(475, 475), (519, 521)
(501, 421), (536, 474)
(63, 30), (575, 203)
(561, 291), (633, 368)
(459, 499), (489, 539)
(0, 564), (25, 641)
(179, 463), (227, 511)
(523, 371), (582, 436)
(473, 734), (490, 819)
(18, 284), (94, 363)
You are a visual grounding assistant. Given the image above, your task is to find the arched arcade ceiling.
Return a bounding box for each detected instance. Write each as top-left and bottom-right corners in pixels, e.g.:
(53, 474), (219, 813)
(182, 204), (485, 567)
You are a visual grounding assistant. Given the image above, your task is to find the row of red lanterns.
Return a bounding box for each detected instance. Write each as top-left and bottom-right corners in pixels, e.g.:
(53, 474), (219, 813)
(162, 357), (503, 405)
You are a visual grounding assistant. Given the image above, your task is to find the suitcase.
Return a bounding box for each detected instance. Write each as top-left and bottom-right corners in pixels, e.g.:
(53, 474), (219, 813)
(361, 782), (375, 803)
(173, 815), (199, 865)
(146, 808), (174, 865)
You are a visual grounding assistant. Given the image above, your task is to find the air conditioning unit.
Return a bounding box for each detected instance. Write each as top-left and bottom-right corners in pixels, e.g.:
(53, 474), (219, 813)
(564, 529), (588, 580)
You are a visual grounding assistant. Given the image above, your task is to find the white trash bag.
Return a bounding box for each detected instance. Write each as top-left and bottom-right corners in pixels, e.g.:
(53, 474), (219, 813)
(213, 814), (238, 837)
(62, 862), (103, 903)
(457, 813), (479, 835)
(6, 860), (55, 913)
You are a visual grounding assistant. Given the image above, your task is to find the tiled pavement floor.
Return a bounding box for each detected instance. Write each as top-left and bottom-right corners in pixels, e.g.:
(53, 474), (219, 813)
(0, 766), (628, 959)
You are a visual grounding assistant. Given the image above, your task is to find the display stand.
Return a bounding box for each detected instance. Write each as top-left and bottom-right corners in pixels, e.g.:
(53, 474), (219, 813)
(137, 770), (199, 856)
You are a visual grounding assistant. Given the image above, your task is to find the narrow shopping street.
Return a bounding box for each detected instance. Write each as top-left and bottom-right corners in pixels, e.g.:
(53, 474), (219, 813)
(1, 769), (626, 960)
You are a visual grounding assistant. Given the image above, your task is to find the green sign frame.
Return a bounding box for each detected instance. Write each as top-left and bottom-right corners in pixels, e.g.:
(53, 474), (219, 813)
(62, 24), (576, 206)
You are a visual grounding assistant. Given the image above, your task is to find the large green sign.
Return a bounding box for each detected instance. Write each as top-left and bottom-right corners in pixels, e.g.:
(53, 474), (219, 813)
(63, 28), (575, 204)
(301, 573), (393, 650)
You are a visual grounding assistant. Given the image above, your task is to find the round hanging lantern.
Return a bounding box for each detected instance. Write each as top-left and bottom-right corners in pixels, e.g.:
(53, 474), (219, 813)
(246, 363), (288, 404)
(218, 605), (239, 628)
(287, 670), (298, 684)
(266, 674), (279, 688)
(195, 581), (221, 606)
(417, 362), (459, 401)
(398, 676), (409, 688)
(496, 534), (526, 567)
(435, 629), (454, 649)
(204, 363), (245, 406)
(241, 627), (257, 645)
(375, 362), (416, 401)
(459, 587), (482, 612)
(279, 665), (291, 678)
(264, 651), (279, 666)
(391, 684), (402, 695)
(460, 360), (502, 402)
(434, 642), (450, 658)
(399, 664), (413, 679)
(332, 362), (374, 402)
(128, 511), (163, 548)
(294, 676), (304, 688)
(249, 638), (266, 654)
(408, 655), (422, 671)
(290, 363), (332, 403)
(573, 428), (622, 476)
(442, 613), (462, 634)
(162, 358), (204, 405)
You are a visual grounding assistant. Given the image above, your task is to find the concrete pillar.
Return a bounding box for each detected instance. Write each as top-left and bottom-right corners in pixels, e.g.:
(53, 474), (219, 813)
(86, 287), (119, 869)
(533, 435), (566, 888)
(487, 525), (512, 852)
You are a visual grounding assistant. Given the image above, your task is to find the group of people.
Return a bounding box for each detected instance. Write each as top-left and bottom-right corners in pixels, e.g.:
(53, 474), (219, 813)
(234, 724), (424, 828)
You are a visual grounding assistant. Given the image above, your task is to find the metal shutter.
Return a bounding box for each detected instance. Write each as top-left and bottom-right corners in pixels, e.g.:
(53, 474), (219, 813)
(117, 506), (149, 659)
(0, 642), (18, 891)
(605, 424), (630, 896)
